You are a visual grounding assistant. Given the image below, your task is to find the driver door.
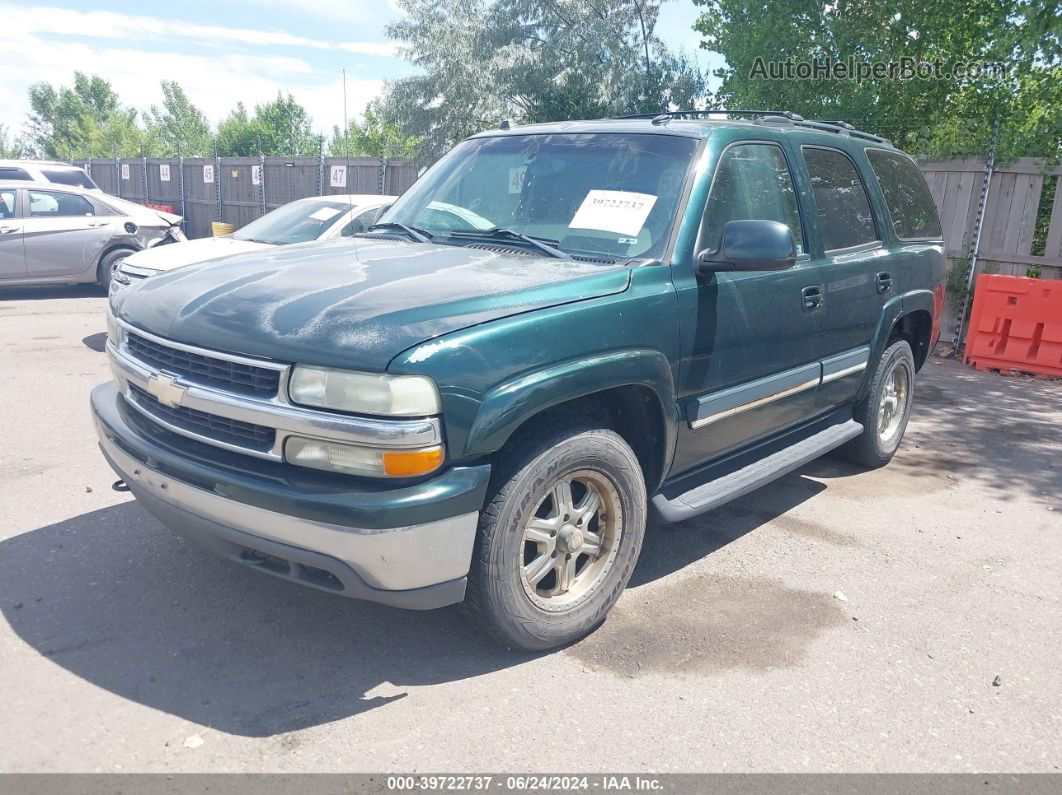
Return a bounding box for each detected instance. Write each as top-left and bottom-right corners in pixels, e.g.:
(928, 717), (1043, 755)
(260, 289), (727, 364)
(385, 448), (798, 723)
(671, 141), (825, 474)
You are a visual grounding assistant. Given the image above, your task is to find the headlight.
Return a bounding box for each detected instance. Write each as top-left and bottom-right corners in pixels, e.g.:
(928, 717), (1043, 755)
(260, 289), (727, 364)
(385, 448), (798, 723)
(288, 366), (440, 416)
(285, 437), (444, 478)
(111, 262), (132, 285)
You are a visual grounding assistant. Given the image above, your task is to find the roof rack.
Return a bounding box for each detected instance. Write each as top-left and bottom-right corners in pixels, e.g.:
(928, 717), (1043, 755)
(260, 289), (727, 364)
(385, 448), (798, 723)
(759, 116), (892, 146)
(618, 109), (806, 124)
(616, 108), (893, 147)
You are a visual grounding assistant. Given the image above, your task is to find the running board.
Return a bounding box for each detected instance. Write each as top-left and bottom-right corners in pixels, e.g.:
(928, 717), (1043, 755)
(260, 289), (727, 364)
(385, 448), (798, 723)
(651, 420), (863, 522)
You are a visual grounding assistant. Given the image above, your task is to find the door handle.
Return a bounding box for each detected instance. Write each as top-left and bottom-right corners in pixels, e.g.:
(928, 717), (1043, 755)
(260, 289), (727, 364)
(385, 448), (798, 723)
(0, 226), (18, 234)
(802, 285), (825, 312)
(87, 221), (109, 228)
(876, 271), (893, 294)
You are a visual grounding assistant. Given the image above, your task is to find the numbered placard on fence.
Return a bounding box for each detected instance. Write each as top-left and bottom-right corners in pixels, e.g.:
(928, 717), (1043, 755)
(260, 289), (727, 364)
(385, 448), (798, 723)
(159, 164), (170, 182)
(121, 164), (130, 180)
(252, 165), (262, 186)
(203, 164), (215, 183)
(330, 165), (347, 188)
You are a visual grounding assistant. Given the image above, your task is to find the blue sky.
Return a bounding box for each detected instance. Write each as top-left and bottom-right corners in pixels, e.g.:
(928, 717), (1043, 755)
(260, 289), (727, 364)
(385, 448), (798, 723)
(2, 0), (723, 140)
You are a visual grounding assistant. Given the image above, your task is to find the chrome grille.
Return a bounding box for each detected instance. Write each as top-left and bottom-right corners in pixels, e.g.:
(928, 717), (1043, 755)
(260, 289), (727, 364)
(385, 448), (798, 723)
(126, 332), (280, 397)
(129, 384), (276, 451)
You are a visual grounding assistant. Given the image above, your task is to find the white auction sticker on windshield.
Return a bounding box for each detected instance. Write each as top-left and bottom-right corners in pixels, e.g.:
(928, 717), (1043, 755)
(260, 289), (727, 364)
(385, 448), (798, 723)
(309, 207), (342, 222)
(569, 190), (657, 236)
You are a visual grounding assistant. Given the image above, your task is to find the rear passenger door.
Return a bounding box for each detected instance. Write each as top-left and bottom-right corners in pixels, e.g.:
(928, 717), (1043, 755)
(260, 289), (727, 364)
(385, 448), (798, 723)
(798, 146), (896, 404)
(0, 188), (26, 279)
(22, 189), (106, 278)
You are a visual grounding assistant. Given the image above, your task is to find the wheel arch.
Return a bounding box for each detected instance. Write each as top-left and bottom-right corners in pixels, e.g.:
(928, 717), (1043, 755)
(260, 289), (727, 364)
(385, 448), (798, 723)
(463, 349), (678, 493)
(890, 308), (933, 370)
(96, 243), (138, 272)
(869, 290), (934, 373)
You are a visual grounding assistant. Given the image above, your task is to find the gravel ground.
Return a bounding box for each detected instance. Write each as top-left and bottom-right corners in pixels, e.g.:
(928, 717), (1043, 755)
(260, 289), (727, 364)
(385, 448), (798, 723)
(0, 286), (1059, 773)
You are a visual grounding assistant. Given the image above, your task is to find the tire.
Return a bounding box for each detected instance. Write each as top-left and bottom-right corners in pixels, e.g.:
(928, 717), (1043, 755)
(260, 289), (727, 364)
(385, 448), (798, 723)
(463, 422), (647, 651)
(96, 248), (132, 291)
(838, 338), (916, 468)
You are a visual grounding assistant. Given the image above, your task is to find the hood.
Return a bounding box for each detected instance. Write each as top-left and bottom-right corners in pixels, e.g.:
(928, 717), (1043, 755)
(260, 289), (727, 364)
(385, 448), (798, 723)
(114, 237), (631, 371)
(124, 236), (273, 273)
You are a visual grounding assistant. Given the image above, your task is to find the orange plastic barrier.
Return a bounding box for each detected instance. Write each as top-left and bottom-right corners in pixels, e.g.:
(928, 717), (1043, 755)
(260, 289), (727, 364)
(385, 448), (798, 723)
(964, 274), (1062, 377)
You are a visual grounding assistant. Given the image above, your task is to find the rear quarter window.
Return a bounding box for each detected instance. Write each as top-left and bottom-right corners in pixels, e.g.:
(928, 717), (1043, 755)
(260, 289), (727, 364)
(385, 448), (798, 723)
(0, 167), (31, 180)
(40, 167), (97, 190)
(866, 149), (942, 240)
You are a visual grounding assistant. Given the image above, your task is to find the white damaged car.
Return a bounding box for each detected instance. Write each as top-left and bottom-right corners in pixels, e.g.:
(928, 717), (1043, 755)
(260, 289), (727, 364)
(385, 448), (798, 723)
(110, 195), (394, 293)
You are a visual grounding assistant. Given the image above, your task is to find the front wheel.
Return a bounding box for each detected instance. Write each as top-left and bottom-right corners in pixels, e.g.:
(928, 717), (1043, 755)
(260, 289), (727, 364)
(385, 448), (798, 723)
(839, 338), (916, 468)
(463, 424), (647, 650)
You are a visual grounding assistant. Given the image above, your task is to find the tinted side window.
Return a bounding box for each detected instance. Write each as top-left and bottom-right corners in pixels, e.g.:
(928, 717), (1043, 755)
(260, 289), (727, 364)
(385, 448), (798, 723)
(342, 206), (383, 236)
(802, 148), (878, 251)
(701, 143), (804, 253)
(40, 168), (97, 190)
(0, 167), (31, 180)
(28, 190), (96, 218)
(866, 149), (942, 240)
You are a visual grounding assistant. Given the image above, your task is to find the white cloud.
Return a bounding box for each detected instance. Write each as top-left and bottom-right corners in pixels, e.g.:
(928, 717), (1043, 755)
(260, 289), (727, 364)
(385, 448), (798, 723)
(339, 42), (400, 57)
(0, 4), (396, 56)
(232, 0), (403, 25)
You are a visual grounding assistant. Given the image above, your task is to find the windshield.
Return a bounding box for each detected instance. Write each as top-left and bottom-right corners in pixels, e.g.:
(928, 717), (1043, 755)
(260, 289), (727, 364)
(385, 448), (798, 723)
(378, 133), (698, 261)
(232, 200), (352, 245)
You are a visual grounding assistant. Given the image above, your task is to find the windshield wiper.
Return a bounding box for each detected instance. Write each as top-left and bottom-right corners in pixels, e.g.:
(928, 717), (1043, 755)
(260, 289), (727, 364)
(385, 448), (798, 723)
(366, 222), (433, 243)
(447, 228), (571, 259)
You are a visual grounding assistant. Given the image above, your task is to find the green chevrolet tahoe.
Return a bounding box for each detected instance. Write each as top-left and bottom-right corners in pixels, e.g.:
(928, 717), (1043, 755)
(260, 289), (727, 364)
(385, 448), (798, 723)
(94, 111), (946, 650)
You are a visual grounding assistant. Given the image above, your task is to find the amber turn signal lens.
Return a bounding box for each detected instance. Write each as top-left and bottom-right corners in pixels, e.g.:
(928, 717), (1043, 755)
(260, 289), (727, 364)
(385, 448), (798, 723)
(381, 446), (444, 477)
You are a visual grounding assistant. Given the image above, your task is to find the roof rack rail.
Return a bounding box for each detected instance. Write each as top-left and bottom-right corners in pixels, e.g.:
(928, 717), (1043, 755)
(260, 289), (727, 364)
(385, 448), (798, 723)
(617, 109), (806, 124)
(615, 108), (894, 146)
(758, 115), (892, 146)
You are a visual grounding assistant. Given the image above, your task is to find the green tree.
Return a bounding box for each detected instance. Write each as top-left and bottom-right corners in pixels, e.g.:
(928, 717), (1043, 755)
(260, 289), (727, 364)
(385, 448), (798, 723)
(0, 124), (25, 158)
(25, 72), (143, 158)
(216, 103), (261, 156)
(329, 100), (420, 158)
(381, 0), (707, 161)
(143, 81), (212, 157)
(251, 93), (319, 156)
(693, 0), (1061, 160)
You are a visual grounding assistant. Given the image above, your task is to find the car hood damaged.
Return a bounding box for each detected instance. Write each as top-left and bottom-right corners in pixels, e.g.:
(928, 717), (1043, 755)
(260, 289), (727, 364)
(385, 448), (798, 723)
(112, 237), (631, 371)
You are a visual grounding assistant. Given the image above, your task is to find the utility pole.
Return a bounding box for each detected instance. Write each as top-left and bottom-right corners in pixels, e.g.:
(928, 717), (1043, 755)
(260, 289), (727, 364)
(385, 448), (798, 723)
(953, 114), (1000, 352)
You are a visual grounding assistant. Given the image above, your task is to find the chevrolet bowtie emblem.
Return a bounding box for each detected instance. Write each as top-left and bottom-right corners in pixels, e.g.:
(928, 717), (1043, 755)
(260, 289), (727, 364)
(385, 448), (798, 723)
(146, 373), (187, 408)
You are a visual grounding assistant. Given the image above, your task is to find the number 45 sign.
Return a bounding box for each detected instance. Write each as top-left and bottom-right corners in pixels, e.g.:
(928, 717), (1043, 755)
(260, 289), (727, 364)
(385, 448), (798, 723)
(330, 165), (347, 188)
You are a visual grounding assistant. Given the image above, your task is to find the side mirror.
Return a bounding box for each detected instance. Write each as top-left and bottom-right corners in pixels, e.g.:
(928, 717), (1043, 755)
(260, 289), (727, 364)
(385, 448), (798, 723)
(697, 219), (797, 275)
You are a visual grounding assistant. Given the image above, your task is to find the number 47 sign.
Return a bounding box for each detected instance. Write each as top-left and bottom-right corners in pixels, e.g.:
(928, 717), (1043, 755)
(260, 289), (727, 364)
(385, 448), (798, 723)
(330, 165), (347, 188)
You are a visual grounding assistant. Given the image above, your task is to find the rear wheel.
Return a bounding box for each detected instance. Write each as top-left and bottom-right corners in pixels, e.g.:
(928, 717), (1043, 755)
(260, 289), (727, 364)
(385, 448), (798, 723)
(96, 248), (132, 291)
(839, 339), (915, 468)
(464, 423), (646, 650)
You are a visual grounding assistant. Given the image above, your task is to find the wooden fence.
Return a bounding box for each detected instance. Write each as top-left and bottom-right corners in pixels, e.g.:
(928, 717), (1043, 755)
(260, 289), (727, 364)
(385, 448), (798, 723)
(71, 156), (420, 240)
(920, 157), (1062, 278)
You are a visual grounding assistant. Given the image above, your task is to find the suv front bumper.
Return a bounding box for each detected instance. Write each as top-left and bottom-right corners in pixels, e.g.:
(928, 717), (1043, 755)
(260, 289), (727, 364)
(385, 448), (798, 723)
(91, 381), (491, 609)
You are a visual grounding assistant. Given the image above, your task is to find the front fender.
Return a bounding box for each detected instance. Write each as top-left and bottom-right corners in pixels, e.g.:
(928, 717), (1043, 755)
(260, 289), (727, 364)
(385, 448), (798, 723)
(463, 348), (678, 461)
